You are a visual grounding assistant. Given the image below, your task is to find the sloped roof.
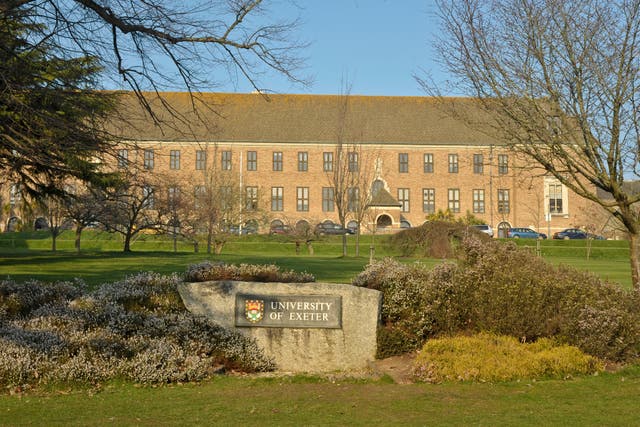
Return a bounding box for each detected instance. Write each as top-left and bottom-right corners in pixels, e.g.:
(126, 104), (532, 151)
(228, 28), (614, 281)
(369, 188), (402, 207)
(107, 92), (502, 146)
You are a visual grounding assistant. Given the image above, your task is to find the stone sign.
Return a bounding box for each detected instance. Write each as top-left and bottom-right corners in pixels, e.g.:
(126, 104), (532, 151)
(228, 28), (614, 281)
(178, 280), (381, 373)
(235, 294), (342, 328)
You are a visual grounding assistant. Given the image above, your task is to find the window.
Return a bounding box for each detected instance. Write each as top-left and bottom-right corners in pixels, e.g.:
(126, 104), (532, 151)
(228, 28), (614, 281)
(398, 153), (409, 173)
(168, 186), (180, 208)
(143, 149), (154, 170)
(348, 152), (359, 172)
(498, 154), (509, 175)
(323, 152), (334, 172)
(271, 187), (283, 211)
(221, 150), (232, 170)
(424, 153), (434, 173)
(142, 185), (154, 209)
(9, 183), (21, 206)
(296, 187), (309, 211)
(273, 152), (283, 171)
(472, 189), (485, 213)
(398, 188), (410, 212)
(297, 152), (308, 172)
(347, 187), (359, 212)
(473, 154), (483, 174)
(194, 185), (206, 209)
(170, 150), (180, 170)
(448, 154), (458, 173)
(498, 189), (510, 213)
(117, 149), (128, 168)
(245, 186), (258, 211)
(247, 151), (257, 171)
(549, 183), (563, 214)
(448, 188), (460, 213)
(220, 186), (232, 210)
(322, 187), (335, 212)
(423, 188), (435, 213)
(196, 150), (206, 170)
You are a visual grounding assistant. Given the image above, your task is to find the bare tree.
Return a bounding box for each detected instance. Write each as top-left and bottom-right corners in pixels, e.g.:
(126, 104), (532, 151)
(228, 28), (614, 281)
(423, 0), (640, 290)
(3, 1), (308, 106)
(326, 87), (375, 257)
(37, 195), (66, 251)
(63, 188), (102, 253)
(98, 172), (170, 252)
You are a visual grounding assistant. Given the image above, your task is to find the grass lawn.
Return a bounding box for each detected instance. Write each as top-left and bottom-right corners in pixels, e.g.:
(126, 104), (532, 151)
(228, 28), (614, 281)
(1, 369), (639, 426)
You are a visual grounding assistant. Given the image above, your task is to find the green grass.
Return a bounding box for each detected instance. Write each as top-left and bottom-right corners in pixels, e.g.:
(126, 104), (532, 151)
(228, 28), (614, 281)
(1, 369), (639, 426)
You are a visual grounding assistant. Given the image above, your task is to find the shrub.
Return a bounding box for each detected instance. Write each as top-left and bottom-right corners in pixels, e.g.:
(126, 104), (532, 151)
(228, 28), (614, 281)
(185, 261), (315, 283)
(0, 273), (274, 388)
(355, 235), (640, 362)
(413, 333), (603, 383)
(387, 221), (489, 258)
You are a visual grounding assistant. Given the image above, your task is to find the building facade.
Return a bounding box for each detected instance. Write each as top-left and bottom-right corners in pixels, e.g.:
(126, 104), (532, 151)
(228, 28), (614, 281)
(3, 92), (599, 236)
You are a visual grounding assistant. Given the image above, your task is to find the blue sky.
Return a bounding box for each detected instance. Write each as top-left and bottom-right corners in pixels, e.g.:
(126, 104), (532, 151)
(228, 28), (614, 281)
(224, 0), (444, 96)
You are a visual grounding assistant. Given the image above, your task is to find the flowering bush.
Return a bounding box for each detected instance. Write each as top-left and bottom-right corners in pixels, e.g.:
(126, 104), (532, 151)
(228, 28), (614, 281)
(355, 235), (640, 362)
(413, 332), (603, 383)
(0, 273), (274, 388)
(185, 261), (315, 283)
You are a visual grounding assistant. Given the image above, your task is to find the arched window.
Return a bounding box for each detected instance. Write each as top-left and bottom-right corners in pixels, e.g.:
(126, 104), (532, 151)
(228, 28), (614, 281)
(497, 221), (511, 238)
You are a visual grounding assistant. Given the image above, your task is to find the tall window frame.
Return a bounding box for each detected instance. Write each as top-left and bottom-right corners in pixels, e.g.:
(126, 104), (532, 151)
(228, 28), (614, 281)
(472, 189), (485, 213)
(143, 149), (154, 170)
(473, 153), (483, 174)
(323, 152), (334, 172)
(322, 187), (335, 212)
(423, 188), (435, 213)
(448, 154), (458, 173)
(348, 152), (359, 172)
(117, 149), (128, 168)
(247, 151), (257, 171)
(498, 154), (509, 175)
(272, 151), (283, 171)
(298, 152), (308, 172)
(170, 150), (180, 170)
(271, 186), (283, 211)
(296, 187), (309, 211)
(245, 186), (258, 211)
(448, 188), (460, 213)
(221, 150), (232, 171)
(549, 183), (563, 214)
(424, 153), (434, 173)
(398, 153), (409, 173)
(398, 188), (410, 212)
(498, 189), (510, 213)
(195, 150), (206, 170)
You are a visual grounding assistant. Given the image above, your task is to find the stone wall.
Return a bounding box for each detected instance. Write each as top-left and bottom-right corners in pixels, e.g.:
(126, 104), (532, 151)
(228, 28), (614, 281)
(178, 281), (382, 373)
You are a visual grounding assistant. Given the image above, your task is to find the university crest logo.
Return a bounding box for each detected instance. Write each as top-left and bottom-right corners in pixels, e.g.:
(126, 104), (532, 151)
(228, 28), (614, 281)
(245, 299), (264, 323)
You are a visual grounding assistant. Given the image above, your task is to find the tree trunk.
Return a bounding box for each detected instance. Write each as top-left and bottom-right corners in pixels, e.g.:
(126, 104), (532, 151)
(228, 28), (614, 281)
(75, 226), (85, 253)
(342, 234), (347, 257)
(123, 233), (132, 252)
(355, 229), (360, 257)
(630, 232), (640, 292)
(51, 233), (57, 252)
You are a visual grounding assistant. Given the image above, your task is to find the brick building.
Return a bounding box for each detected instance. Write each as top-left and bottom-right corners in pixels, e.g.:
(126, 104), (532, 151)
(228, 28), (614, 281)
(5, 92), (600, 236)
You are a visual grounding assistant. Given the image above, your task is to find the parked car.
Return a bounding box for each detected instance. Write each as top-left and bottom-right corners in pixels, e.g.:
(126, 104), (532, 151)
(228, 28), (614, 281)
(507, 227), (547, 239)
(314, 221), (355, 235)
(553, 228), (604, 240)
(471, 224), (494, 237)
(269, 224), (292, 235)
(227, 223), (258, 235)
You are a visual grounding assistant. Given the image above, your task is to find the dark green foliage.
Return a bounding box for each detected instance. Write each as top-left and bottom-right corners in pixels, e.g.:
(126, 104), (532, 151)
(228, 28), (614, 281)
(0, 10), (120, 198)
(388, 221), (489, 258)
(355, 236), (640, 362)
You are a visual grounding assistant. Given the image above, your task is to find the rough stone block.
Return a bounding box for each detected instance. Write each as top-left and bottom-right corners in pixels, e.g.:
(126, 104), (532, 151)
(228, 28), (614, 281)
(178, 281), (381, 373)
